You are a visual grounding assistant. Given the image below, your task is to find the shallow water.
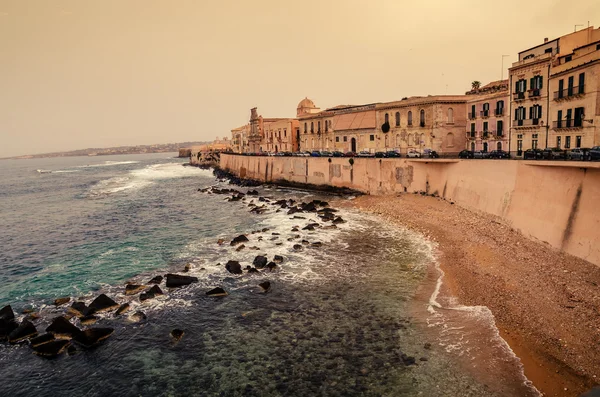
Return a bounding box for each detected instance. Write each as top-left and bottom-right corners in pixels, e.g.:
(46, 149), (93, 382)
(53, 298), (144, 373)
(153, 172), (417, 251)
(0, 154), (539, 396)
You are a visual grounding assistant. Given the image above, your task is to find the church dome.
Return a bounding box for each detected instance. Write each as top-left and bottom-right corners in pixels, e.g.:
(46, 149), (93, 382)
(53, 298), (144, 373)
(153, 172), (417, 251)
(297, 97), (316, 110)
(296, 97), (319, 117)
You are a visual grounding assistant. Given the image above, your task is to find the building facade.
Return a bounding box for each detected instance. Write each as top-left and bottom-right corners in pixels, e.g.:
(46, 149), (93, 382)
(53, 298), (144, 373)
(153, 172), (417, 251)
(465, 80), (510, 152)
(231, 124), (250, 153)
(245, 107), (299, 153)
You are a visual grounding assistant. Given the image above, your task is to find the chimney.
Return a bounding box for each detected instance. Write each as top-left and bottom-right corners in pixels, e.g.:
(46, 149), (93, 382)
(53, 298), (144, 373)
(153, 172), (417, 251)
(544, 37), (548, 43)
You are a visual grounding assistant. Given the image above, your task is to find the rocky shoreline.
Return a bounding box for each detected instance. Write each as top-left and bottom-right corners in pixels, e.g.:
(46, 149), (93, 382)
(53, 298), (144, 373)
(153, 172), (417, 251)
(346, 193), (600, 397)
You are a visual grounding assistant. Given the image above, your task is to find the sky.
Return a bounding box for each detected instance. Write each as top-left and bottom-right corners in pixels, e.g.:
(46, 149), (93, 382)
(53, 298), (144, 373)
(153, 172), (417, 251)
(1, 0), (599, 157)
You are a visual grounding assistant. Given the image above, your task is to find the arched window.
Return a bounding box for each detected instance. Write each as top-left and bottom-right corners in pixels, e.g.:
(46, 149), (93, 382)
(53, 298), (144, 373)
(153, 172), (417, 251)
(497, 120), (504, 136)
(395, 112), (400, 126)
(304, 123), (307, 133)
(420, 109), (425, 127)
(447, 108), (454, 123)
(497, 142), (502, 150)
(325, 120), (329, 132)
(318, 121), (321, 133)
(447, 133), (454, 147)
(384, 113), (389, 124)
(311, 122), (314, 133)
(408, 111), (413, 126)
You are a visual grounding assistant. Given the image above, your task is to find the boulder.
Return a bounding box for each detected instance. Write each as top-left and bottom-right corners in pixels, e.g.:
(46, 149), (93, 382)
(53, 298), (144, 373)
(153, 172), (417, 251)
(235, 244), (246, 251)
(127, 311), (147, 323)
(54, 297), (70, 306)
(225, 261), (243, 275)
(258, 281), (271, 293)
(332, 217), (345, 224)
(87, 294), (119, 314)
(125, 284), (146, 296)
(67, 344), (77, 355)
(32, 339), (71, 358)
(72, 327), (114, 348)
(0, 319), (18, 341)
(311, 242), (323, 248)
(46, 316), (81, 339)
(165, 274), (199, 288)
(230, 235), (249, 246)
(206, 287), (228, 297)
(8, 320), (38, 343)
(253, 256), (268, 269)
(148, 275), (163, 284)
(115, 303), (131, 316)
(273, 255), (284, 264)
(293, 244), (303, 251)
(140, 285), (164, 301)
(170, 329), (184, 342)
(30, 333), (55, 347)
(0, 305), (15, 321)
(217, 238), (225, 245)
(248, 267), (259, 273)
(67, 302), (88, 318)
(247, 189), (259, 195)
(301, 202), (317, 212)
(80, 315), (98, 325)
(302, 225), (315, 231)
(301, 240), (310, 245)
(401, 354), (416, 366)
(266, 262), (278, 271)
(183, 263), (192, 272)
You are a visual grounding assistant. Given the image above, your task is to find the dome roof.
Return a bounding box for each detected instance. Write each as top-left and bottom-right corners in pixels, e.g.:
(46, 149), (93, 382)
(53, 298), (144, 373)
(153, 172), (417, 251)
(297, 97), (316, 110)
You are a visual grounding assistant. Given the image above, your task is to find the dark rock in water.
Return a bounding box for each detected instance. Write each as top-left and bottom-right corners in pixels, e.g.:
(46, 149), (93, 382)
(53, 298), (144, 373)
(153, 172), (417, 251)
(206, 287), (228, 297)
(301, 240), (310, 245)
(148, 285), (163, 295)
(401, 354), (416, 366)
(293, 244), (303, 251)
(125, 284), (146, 296)
(21, 308), (34, 314)
(54, 297), (70, 306)
(275, 242), (282, 246)
(87, 294), (119, 314)
(217, 238), (225, 245)
(248, 267), (259, 273)
(258, 281), (271, 293)
(148, 275), (163, 284)
(68, 302), (88, 318)
(322, 225), (338, 230)
(301, 202), (317, 212)
(165, 274), (199, 288)
(115, 303), (131, 316)
(67, 344), (77, 356)
(235, 244), (246, 251)
(72, 328), (114, 348)
(170, 329), (184, 342)
(419, 357), (428, 362)
(423, 343), (432, 350)
(311, 242), (323, 248)
(261, 228), (269, 232)
(80, 315), (98, 326)
(128, 311), (147, 323)
(8, 320), (38, 343)
(0, 305), (15, 321)
(332, 217), (345, 224)
(266, 262), (278, 271)
(318, 201), (329, 207)
(0, 319), (18, 341)
(580, 386), (600, 397)
(30, 333), (55, 347)
(291, 227), (299, 232)
(247, 189), (259, 195)
(230, 235), (249, 246)
(32, 339), (71, 358)
(273, 255), (284, 264)
(46, 316), (81, 339)
(253, 255), (268, 269)
(225, 261), (243, 275)
(302, 225), (315, 231)
(183, 263), (192, 272)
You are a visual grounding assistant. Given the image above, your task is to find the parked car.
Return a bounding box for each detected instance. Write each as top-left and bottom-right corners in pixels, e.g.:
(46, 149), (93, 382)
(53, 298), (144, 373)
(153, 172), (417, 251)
(320, 151), (333, 157)
(473, 151), (490, 159)
(374, 151), (387, 158)
(422, 149), (439, 158)
(344, 151), (356, 157)
(568, 148), (591, 160)
(406, 150), (421, 158)
(310, 151), (321, 157)
(542, 147), (566, 160)
(523, 148), (543, 159)
(331, 151), (344, 157)
(357, 150), (374, 157)
(590, 146), (600, 161)
(386, 151), (401, 158)
(488, 150), (511, 159)
(458, 150), (474, 159)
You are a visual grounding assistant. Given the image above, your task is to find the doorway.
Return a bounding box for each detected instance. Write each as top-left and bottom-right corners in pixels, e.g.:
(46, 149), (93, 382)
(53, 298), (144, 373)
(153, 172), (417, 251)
(351, 137), (357, 152)
(483, 142), (488, 152)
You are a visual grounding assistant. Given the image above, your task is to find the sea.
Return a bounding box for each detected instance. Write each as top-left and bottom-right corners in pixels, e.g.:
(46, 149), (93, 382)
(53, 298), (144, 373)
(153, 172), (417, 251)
(0, 153), (540, 397)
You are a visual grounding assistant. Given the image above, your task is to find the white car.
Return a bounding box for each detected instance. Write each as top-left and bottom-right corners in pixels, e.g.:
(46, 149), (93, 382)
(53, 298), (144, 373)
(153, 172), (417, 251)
(407, 150), (421, 158)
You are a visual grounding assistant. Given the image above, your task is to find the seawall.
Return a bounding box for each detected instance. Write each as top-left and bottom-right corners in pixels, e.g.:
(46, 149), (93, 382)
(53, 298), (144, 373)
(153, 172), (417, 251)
(220, 154), (600, 267)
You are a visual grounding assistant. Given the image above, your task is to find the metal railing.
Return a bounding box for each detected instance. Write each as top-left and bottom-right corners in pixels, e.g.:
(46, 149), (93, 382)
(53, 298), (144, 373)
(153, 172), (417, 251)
(528, 89), (541, 98)
(513, 92), (526, 100)
(553, 120), (583, 129)
(480, 110), (490, 118)
(513, 119), (540, 127)
(468, 112), (476, 119)
(554, 85), (585, 100)
(495, 108), (504, 116)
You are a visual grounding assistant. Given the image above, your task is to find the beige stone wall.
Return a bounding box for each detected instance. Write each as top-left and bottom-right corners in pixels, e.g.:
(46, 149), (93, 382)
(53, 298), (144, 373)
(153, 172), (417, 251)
(220, 153), (600, 267)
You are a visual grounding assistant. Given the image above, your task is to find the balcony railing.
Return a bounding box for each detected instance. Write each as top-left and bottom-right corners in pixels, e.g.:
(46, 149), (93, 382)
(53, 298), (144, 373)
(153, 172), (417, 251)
(513, 118), (540, 127)
(466, 132), (476, 140)
(513, 92), (526, 101)
(528, 89), (541, 98)
(480, 110), (489, 118)
(468, 112), (476, 119)
(495, 108), (504, 116)
(482, 131), (490, 139)
(553, 119), (583, 129)
(554, 85), (585, 100)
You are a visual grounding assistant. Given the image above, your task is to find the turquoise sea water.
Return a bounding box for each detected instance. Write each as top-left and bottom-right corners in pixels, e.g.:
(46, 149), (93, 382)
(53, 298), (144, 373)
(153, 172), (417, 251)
(0, 153), (539, 396)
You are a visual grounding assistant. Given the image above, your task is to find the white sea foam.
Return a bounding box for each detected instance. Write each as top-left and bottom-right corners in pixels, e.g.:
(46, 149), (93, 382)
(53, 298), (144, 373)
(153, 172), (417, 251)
(76, 160), (140, 168)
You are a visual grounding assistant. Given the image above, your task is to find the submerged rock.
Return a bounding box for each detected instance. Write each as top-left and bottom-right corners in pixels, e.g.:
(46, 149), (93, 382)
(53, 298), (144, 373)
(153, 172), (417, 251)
(217, 238), (225, 245)
(206, 287), (228, 297)
(87, 294), (119, 314)
(140, 285), (164, 301)
(165, 274), (199, 288)
(293, 244), (303, 251)
(266, 262), (278, 271)
(127, 311), (147, 323)
(0, 305), (15, 321)
(32, 339), (71, 358)
(67, 302), (88, 318)
(125, 284), (146, 296)
(115, 303), (131, 316)
(332, 217), (345, 224)
(72, 328), (114, 348)
(258, 281), (271, 293)
(54, 297), (70, 306)
(46, 316), (81, 339)
(80, 315), (98, 326)
(273, 255), (284, 264)
(183, 263), (192, 272)
(8, 320), (38, 344)
(148, 275), (163, 285)
(30, 333), (55, 347)
(247, 267), (259, 273)
(235, 244), (246, 251)
(0, 305), (17, 341)
(311, 242), (323, 248)
(225, 261), (243, 275)
(253, 256), (268, 269)
(170, 329), (184, 342)
(230, 235), (249, 246)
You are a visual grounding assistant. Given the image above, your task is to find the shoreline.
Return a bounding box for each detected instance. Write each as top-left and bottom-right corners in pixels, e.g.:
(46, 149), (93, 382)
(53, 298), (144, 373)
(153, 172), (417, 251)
(344, 193), (600, 397)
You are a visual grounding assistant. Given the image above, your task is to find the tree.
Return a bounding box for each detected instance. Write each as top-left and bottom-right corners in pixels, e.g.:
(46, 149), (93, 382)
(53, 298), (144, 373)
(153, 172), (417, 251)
(471, 81), (481, 91)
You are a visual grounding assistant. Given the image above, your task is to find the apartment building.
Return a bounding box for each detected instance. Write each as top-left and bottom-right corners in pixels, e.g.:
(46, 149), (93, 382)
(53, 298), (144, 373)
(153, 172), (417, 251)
(465, 80), (510, 152)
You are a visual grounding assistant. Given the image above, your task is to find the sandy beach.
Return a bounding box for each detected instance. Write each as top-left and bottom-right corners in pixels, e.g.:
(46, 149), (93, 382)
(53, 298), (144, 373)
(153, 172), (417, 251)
(346, 193), (600, 397)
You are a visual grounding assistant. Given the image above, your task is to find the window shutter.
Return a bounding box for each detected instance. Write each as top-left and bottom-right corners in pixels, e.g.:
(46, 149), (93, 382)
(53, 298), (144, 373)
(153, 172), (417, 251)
(538, 106), (542, 119)
(529, 107), (533, 120)
(538, 77), (543, 89)
(515, 81), (519, 92)
(529, 77), (534, 90)
(523, 79), (527, 92)
(514, 109), (518, 120)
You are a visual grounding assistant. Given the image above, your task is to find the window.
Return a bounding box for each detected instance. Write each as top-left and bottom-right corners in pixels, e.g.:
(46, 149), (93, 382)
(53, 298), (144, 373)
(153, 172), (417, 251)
(343, 136), (347, 142)
(532, 135), (538, 149)
(447, 133), (454, 147)
(318, 121), (321, 133)
(470, 105), (476, 119)
(558, 79), (564, 98)
(310, 122), (314, 133)
(370, 135), (375, 141)
(408, 111), (413, 126)
(530, 104), (542, 121)
(545, 48), (553, 54)
(284, 129), (287, 137)
(576, 136), (582, 148)
(565, 55), (572, 62)
(395, 112), (400, 126)
(497, 142), (502, 150)
(515, 79), (527, 93)
(515, 106), (526, 125)
(396, 134), (400, 146)
(497, 120), (503, 136)
(495, 101), (504, 116)
(304, 123), (307, 133)
(565, 136), (571, 148)
(482, 103), (489, 117)
(419, 109), (425, 127)
(470, 123), (475, 137)
(568, 76), (574, 96)
(335, 136), (339, 142)
(483, 121), (489, 134)
(517, 139), (523, 155)
(574, 107), (585, 127)
(325, 121), (328, 132)
(447, 108), (454, 123)
(530, 75), (543, 90)
(556, 136), (562, 148)
(578, 73), (585, 94)
(384, 113), (389, 124)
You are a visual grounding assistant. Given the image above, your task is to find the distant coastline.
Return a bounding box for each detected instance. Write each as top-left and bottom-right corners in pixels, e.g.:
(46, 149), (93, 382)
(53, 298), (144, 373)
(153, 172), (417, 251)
(1, 141), (209, 160)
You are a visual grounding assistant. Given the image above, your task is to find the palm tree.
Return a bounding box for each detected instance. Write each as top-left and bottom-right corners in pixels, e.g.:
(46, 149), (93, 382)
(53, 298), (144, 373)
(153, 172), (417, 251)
(471, 81), (481, 91)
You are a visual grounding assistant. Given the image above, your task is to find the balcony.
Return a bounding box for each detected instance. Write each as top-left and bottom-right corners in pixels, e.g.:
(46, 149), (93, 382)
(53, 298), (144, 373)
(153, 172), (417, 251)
(466, 132), (476, 140)
(468, 112), (476, 120)
(528, 89), (541, 98)
(513, 92), (526, 101)
(553, 119), (583, 130)
(553, 85), (585, 100)
(482, 131), (490, 139)
(495, 108), (504, 116)
(480, 110), (490, 118)
(513, 119), (541, 127)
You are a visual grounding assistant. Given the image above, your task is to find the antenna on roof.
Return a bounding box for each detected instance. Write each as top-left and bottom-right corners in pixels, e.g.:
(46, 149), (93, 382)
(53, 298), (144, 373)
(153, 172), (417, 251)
(574, 24), (583, 32)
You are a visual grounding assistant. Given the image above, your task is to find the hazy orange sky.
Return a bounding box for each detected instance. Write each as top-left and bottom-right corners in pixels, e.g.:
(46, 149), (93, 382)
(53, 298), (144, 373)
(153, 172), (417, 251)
(1, 0), (599, 157)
